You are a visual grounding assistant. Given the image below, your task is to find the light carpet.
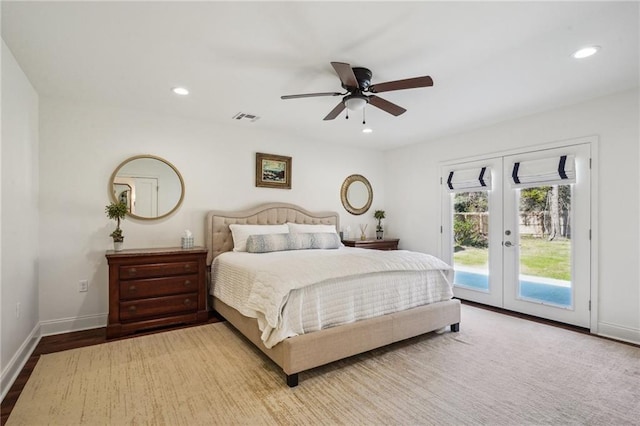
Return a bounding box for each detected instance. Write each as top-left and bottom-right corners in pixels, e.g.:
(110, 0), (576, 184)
(7, 305), (640, 425)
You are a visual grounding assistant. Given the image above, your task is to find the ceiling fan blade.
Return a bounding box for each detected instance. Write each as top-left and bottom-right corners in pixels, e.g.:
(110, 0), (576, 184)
(323, 102), (346, 121)
(281, 92), (343, 100)
(368, 96), (407, 116)
(331, 62), (358, 90)
(368, 76), (433, 93)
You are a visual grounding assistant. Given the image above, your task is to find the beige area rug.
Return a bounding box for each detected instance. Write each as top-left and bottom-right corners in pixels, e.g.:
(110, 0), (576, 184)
(7, 305), (640, 425)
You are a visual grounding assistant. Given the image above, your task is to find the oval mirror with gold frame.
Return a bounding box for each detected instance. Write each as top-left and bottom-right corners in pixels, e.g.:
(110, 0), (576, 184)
(109, 155), (185, 220)
(341, 174), (373, 215)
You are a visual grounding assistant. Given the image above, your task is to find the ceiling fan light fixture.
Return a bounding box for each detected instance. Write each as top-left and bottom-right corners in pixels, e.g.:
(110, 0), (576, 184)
(572, 46), (600, 59)
(344, 95), (368, 111)
(171, 87), (189, 96)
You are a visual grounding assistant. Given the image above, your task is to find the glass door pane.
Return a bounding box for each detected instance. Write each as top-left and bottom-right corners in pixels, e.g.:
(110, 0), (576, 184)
(453, 191), (490, 292)
(442, 156), (503, 308)
(516, 185), (572, 307)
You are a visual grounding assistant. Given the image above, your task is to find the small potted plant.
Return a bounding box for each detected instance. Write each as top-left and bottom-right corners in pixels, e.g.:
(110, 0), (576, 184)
(374, 209), (386, 240)
(105, 201), (128, 251)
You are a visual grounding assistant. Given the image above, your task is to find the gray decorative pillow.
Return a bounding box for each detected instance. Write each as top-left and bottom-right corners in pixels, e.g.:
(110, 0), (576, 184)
(246, 232), (341, 253)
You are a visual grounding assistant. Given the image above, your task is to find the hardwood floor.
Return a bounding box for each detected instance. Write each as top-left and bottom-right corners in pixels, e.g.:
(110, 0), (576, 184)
(0, 314), (222, 425)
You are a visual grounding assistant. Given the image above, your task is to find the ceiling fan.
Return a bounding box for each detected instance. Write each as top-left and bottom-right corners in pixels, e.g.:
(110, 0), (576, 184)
(281, 62), (433, 121)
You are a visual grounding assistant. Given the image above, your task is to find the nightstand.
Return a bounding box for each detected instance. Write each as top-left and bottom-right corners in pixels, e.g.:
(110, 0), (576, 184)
(341, 238), (399, 250)
(105, 247), (208, 338)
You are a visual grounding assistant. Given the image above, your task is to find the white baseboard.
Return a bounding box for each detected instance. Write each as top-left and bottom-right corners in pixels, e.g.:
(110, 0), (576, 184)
(39, 313), (107, 337)
(2, 314), (635, 404)
(1, 323), (41, 403)
(597, 321), (640, 345)
(1, 314), (107, 403)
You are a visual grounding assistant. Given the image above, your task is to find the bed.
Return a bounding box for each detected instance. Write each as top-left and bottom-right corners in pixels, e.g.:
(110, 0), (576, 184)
(205, 202), (461, 387)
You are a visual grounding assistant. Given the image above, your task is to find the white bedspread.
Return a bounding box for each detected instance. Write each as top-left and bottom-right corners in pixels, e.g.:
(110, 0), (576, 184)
(211, 247), (453, 348)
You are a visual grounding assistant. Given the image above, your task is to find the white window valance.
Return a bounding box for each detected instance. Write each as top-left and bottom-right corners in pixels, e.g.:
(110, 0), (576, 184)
(510, 155), (576, 188)
(446, 166), (492, 192)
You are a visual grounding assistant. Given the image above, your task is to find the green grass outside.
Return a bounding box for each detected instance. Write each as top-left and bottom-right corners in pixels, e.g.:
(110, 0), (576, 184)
(454, 236), (571, 280)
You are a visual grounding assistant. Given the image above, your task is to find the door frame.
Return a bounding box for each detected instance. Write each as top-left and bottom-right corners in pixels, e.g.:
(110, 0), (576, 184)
(439, 135), (599, 334)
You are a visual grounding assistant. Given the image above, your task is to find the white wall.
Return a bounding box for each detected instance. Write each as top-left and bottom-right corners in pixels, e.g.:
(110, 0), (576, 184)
(385, 89), (640, 344)
(37, 97), (386, 332)
(0, 40), (40, 397)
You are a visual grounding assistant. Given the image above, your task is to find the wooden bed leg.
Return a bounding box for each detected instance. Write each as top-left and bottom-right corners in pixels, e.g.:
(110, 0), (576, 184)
(450, 323), (460, 332)
(286, 373), (299, 387)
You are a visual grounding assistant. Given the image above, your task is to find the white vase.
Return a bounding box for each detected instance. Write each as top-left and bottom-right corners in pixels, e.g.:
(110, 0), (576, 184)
(113, 241), (123, 251)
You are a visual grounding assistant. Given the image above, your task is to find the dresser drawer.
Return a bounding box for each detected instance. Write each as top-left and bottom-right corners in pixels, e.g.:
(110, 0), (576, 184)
(119, 261), (198, 280)
(120, 293), (198, 321)
(119, 274), (199, 300)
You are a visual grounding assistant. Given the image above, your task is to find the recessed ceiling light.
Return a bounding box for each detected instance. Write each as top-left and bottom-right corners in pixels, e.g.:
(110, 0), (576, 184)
(171, 87), (189, 96)
(572, 46), (600, 59)
(362, 128), (373, 134)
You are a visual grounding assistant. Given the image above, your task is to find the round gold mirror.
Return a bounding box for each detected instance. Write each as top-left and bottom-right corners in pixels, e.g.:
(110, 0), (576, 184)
(340, 174), (373, 215)
(109, 155), (185, 220)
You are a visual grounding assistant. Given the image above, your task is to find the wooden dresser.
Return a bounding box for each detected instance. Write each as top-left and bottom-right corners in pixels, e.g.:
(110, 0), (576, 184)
(342, 238), (400, 250)
(106, 247), (208, 338)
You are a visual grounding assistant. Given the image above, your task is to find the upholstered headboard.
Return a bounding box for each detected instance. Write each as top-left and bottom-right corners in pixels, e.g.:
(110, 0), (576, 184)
(205, 203), (340, 265)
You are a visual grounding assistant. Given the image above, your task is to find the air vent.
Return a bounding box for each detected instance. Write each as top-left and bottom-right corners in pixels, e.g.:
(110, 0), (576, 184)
(232, 112), (260, 122)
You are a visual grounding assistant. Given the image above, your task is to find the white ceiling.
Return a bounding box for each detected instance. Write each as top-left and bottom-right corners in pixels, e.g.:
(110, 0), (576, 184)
(2, 1), (639, 150)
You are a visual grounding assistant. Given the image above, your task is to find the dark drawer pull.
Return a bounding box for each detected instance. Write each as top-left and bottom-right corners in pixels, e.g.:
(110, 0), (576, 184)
(128, 306), (137, 312)
(184, 264), (192, 271)
(184, 280), (191, 287)
(128, 285), (137, 293)
(128, 268), (137, 276)
(184, 298), (191, 306)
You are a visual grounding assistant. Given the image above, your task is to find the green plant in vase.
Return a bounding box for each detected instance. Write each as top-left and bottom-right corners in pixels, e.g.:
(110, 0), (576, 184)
(105, 201), (128, 251)
(374, 210), (386, 240)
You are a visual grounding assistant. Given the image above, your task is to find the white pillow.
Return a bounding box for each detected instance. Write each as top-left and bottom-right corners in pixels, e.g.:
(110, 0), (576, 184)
(229, 224), (289, 252)
(287, 222), (338, 234)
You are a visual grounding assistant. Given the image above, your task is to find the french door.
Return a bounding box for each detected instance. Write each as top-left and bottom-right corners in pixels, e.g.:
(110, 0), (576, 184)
(441, 143), (591, 327)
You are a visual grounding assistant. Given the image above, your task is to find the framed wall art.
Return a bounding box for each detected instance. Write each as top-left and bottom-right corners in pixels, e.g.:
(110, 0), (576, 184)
(255, 152), (292, 189)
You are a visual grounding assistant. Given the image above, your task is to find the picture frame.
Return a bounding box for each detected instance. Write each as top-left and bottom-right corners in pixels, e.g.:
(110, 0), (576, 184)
(255, 152), (292, 189)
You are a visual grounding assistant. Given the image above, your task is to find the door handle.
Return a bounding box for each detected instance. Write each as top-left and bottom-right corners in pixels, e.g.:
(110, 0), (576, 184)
(504, 241), (513, 247)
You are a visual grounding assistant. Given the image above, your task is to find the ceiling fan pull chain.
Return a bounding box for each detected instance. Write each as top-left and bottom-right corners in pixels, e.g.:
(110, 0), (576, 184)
(345, 110), (349, 120)
(362, 108), (366, 125)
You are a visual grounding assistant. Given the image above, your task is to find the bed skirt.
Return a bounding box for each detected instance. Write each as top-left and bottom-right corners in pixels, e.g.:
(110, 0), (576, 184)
(213, 297), (461, 386)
